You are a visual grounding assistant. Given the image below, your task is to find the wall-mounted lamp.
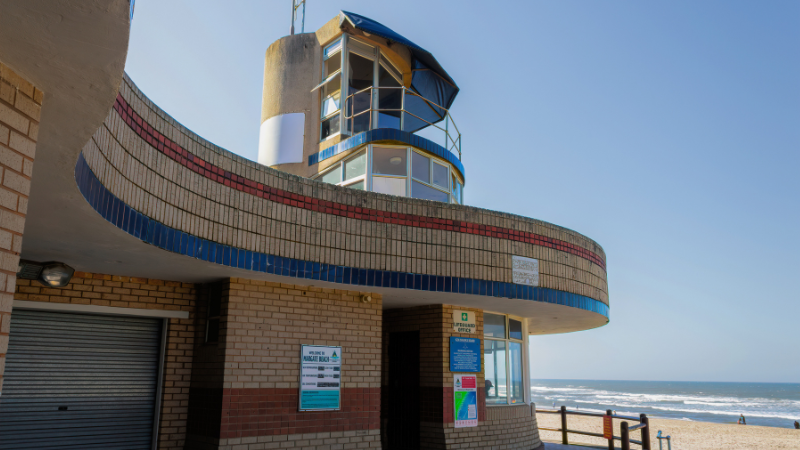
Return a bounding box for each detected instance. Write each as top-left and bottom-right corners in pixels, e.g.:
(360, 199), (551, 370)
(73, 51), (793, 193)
(360, 294), (372, 304)
(17, 260), (76, 288)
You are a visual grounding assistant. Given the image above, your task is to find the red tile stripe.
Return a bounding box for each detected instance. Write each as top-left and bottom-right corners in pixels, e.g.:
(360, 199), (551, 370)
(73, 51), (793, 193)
(112, 94), (606, 271)
(221, 387), (379, 439)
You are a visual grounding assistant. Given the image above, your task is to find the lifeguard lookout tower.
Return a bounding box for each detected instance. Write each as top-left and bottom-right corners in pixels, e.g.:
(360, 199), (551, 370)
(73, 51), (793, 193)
(259, 12), (464, 204)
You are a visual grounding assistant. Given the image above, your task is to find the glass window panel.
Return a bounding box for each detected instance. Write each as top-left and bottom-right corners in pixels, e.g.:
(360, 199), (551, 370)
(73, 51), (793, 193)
(411, 152), (430, 183)
(345, 180), (364, 190)
(509, 319), (523, 340)
(372, 147), (407, 176)
(324, 54), (341, 79)
(509, 342), (524, 404)
(485, 340), (507, 405)
(452, 176), (463, 204)
(321, 93), (340, 118)
(484, 313), (506, 338)
(320, 165), (342, 184)
(412, 181), (449, 202)
(312, 71), (341, 94)
(372, 176), (406, 197)
(432, 162), (449, 189)
(323, 38), (342, 59)
(348, 90), (371, 134)
(377, 64), (402, 129)
(344, 152), (366, 180)
(380, 57), (401, 83)
(320, 113), (339, 140)
(349, 52), (374, 92)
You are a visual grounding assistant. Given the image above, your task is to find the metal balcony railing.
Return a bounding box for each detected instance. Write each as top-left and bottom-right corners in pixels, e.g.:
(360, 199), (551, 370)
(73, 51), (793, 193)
(343, 86), (462, 160)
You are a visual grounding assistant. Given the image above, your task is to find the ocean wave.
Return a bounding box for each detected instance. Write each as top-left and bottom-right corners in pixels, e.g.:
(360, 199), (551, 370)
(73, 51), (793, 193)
(646, 405), (800, 420)
(530, 386), (596, 393)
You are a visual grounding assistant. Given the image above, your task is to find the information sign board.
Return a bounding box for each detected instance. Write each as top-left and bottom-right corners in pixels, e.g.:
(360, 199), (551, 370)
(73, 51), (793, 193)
(603, 415), (613, 440)
(452, 310), (476, 333)
(454, 374), (478, 428)
(299, 345), (342, 411)
(449, 337), (480, 372)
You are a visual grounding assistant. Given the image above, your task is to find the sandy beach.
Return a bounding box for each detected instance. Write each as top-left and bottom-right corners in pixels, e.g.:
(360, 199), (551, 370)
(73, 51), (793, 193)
(537, 412), (800, 449)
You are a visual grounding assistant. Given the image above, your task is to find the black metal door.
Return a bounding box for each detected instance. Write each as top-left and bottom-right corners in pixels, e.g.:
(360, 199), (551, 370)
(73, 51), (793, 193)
(386, 330), (420, 450)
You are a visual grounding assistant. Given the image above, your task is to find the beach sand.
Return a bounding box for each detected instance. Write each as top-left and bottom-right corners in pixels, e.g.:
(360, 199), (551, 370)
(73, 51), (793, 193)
(537, 412), (800, 449)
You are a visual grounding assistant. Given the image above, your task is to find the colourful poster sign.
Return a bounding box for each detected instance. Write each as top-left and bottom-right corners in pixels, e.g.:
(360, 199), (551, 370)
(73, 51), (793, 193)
(450, 337), (480, 372)
(454, 374), (478, 428)
(299, 345), (342, 410)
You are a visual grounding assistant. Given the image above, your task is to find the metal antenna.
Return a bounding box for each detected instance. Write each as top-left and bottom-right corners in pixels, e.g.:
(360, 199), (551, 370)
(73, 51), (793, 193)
(290, 0), (306, 35)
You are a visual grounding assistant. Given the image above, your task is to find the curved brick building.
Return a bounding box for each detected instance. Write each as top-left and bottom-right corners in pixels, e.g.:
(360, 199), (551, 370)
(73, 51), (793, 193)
(0, 4), (608, 450)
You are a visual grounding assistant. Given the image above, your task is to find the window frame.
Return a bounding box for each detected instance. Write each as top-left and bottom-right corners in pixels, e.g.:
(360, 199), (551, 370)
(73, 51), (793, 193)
(319, 34), (417, 141)
(319, 37), (345, 141)
(483, 312), (529, 406)
(312, 144), (462, 204)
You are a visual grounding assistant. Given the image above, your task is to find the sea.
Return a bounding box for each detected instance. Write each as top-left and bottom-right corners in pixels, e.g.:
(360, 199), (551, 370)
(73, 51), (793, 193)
(531, 379), (800, 429)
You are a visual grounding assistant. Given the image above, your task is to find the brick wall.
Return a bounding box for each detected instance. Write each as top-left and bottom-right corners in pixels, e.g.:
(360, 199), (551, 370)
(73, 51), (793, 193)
(383, 305), (542, 450)
(185, 277), (383, 450)
(83, 74), (607, 309)
(14, 272), (197, 450)
(0, 61), (41, 395)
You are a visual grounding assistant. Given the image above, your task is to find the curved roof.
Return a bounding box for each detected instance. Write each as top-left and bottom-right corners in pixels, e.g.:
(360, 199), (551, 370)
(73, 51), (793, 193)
(340, 11), (460, 113)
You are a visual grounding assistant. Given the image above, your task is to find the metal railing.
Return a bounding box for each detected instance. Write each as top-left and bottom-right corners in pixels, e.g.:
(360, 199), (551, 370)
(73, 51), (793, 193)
(537, 405), (652, 450)
(656, 431), (672, 450)
(343, 86), (462, 160)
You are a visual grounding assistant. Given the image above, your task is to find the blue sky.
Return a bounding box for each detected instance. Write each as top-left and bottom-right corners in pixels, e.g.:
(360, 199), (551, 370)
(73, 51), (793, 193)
(125, 1), (800, 383)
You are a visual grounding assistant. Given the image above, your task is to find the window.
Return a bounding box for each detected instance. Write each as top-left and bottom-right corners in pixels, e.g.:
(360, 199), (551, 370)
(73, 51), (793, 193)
(312, 145), (461, 204)
(320, 165), (342, 184)
(484, 313), (526, 405)
(409, 150), (450, 202)
(432, 162), (449, 189)
(377, 57), (402, 129)
(452, 175), (463, 204)
(319, 38), (343, 140)
(347, 50), (375, 135)
(317, 151), (366, 188)
(372, 146), (407, 196)
(205, 283), (222, 343)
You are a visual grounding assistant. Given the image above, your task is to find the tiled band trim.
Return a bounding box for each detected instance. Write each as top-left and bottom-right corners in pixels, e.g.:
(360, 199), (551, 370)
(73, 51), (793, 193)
(221, 387), (379, 439)
(308, 127), (466, 180)
(74, 153), (610, 318)
(112, 94), (606, 271)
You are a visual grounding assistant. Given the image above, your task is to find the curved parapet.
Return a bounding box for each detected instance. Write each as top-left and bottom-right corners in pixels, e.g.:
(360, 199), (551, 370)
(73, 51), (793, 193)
(77, 74), (608, 334)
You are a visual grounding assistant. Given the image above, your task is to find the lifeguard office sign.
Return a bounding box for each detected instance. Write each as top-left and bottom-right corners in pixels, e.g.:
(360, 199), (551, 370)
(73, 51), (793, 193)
(452, 310), (476, 334)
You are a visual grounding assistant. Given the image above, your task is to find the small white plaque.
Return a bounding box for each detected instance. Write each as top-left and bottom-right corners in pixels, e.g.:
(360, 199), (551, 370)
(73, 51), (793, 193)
(512, 255), (539, 286)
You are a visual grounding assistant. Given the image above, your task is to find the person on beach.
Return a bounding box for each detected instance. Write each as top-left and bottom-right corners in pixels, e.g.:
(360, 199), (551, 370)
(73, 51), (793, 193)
(794, 420), (799, 430)
(739, 414), (746, 425)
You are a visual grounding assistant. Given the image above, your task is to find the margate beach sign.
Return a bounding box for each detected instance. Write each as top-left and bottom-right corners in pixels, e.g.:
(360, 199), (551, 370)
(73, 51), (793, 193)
(299, 345), (342, 411)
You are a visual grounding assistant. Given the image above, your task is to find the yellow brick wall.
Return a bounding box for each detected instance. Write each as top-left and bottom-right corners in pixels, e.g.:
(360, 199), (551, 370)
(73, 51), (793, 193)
(222, 278), (382, 390)
(14, 272), (197, 450)
(0, 61), (41, 395)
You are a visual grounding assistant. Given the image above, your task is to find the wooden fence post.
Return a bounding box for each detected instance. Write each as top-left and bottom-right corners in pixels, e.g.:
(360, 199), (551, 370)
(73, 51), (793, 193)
(640, 414), (651, 450)
(621, 421), (630, 450)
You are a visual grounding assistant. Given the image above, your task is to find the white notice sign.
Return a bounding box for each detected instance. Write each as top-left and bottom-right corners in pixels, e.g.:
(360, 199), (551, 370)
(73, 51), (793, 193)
(452, 310), (476, 334)
(512, 255), (539, 286)
(299, 345), (342, 411)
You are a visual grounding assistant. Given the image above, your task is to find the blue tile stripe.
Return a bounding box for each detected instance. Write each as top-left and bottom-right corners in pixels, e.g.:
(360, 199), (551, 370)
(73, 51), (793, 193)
(75, 153), (607, 319)
(309, 128), (466, 181)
